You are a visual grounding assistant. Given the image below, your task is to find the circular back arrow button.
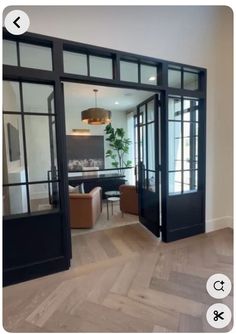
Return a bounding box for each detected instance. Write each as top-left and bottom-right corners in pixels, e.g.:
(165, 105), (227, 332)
(5, 10), (30, 35)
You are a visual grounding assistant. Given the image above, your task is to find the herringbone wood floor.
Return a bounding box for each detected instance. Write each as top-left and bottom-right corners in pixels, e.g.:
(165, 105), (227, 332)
(3, 224), (233, 332)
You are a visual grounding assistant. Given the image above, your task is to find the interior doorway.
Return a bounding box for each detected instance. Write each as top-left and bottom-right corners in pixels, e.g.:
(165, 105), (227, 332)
(63, 82), (161, 238)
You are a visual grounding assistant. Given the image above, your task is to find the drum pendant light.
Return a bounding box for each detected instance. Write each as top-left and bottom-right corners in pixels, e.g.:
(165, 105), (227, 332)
(81, 89), (111, 125)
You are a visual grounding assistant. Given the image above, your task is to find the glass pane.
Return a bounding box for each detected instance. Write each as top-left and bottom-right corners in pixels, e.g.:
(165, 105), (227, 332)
(183, 99), (190, 121)
(183, 171), (190, 192)
(168, 69), (181, 88)
(3, 40), (18, 66)
(139, 127), (143, 162)
(147, 123), (155, 170)
(89, 56), (113, 79)
(3, 81), (21, 112)
(141, 126), (146, 165)
(183, 122), (190, 170)
(183, 99), (199, 121)
(120, 61), (138, 82)
(141, 64), (157, 85)
(25, 115), (58, 182)
(183, 137), (190, 169)
(135, 142), (138, 165)
(29, 182), (59, 212)
(183, 122), (198, 170)
(143, 169), (148, 190)
(169, 171), (182, 194)
(168, 121), (182, 171)
(63, 51), (88, 76)
(19, 42), (52, 71)
(195, 170), (198, 189)
(3, 115), (26, 185)
(3, 185), (27, 216)
(183, 170), (198, 192)
(168, 97), (181, 120)
(139, 105), (145, 124)
(22, 83), (54, 113)
(184, 71), (199, 90)
(148, 171), (156, 192)
(195, 135), (198, 169)
(147, 100), (154, 122)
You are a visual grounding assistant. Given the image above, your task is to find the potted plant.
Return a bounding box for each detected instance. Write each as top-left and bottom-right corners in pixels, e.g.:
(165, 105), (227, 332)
(104, 124), (132, 173)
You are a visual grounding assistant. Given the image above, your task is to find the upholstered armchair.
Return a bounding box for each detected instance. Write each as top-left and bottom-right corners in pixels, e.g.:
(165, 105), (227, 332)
(69, 187), (102, 228)
(119, 184), (139, 216)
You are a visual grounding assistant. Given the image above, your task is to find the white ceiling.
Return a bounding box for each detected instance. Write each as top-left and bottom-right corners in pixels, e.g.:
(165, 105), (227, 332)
(63, 82), (154, 113)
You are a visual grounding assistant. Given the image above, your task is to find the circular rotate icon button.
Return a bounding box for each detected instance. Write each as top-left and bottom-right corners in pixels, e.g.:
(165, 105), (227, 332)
(4, 10), (30, 35)
(206, 303), (232, 329)
(206, 273), (232, 299)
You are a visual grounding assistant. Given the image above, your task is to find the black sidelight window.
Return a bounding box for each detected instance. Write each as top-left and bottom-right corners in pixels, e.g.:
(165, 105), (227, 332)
(168, 96), (199, 194)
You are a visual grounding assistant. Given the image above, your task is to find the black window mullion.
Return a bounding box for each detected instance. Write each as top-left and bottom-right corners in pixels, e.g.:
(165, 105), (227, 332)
(181, 66), (184, 90)
(154, 95), (159, 194)
(181, 97), (184, 193)
(190, 100), (197, 189)
(3, 180), (60, 187)
(87, 54), (90, 76)
(145, 103), (149, 189)
(138, 62), (141, 84)
(19, 81), (31, 213)
(114, 54), (120, 81)
(134, 115), (137, 166)
(16, 41), (20, 66)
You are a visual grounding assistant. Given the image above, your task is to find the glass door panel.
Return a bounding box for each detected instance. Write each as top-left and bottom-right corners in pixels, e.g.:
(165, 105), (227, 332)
(3, 81), (60, 215)
(163, 95), (204, 242)
(137, 94), (160, 237)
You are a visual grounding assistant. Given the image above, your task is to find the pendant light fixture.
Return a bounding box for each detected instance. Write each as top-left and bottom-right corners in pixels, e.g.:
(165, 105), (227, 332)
(81, 89), (111, 125)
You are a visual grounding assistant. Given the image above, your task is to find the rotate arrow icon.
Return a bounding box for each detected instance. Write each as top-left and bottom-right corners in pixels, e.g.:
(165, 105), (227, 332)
(13, 16), (20, 28)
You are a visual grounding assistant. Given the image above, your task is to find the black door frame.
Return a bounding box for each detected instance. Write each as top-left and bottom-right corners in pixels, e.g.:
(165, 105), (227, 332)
(3, 28), (206, 285)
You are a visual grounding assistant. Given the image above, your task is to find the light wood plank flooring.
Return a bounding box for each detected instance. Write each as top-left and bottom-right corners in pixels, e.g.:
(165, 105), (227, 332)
(3, 225), (233, 332)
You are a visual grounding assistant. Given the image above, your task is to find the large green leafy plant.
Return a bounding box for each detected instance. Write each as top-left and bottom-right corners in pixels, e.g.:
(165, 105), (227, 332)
(104, 124), (132, 172)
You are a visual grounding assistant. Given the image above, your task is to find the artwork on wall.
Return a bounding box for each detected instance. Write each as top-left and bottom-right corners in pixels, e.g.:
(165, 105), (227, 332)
(7, 123), (20, 162)
(66, 135), (104, 171)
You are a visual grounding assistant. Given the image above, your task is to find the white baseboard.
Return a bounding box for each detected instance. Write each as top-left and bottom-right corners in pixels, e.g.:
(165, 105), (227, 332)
(206, 216), (233, 233)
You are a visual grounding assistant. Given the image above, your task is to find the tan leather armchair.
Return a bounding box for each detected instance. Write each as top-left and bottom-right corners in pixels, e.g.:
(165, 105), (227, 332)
(69, 187), (102, 228)
(119, 184), (139, 215)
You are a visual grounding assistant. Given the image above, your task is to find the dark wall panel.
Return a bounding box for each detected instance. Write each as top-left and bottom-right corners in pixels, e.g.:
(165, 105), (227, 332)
(3, 212), (63, 269)
(164, 192), (205, 242)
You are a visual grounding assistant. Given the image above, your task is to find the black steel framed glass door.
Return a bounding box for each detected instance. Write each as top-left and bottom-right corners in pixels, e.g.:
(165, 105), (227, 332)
(137, 95), (161, 237)
(161, 95), (205, 242)
(3, 78), (71, 286)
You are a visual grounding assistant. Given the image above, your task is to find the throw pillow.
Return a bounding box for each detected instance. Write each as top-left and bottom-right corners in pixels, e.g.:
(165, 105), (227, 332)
(68, 185), (77, 193)
(68, 183), (85, 194)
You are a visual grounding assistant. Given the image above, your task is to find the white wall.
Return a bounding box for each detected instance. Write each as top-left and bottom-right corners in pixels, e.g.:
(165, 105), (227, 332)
(6, 6), (233, 231)
(65, 105), (128, 169)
